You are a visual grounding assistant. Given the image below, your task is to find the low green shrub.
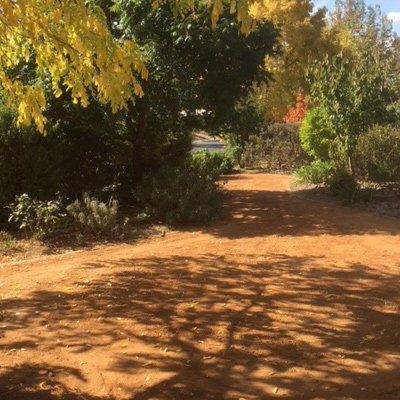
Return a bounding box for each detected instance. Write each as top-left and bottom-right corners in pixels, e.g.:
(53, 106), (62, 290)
(66, 194), (120, 237)
(355, 125), (400, 184)
(136, 154), (223, 225)
(191, 149), (235, 177)
(0, 231), (17, 254)
(327, 171), (359, 203)
(8, 194), (65, 239)
(240, 123), (307, 171)
(294, 160), (333, 185)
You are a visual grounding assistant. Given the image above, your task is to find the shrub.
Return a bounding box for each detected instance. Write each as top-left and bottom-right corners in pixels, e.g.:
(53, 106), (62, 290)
(240, 123), (307, 171)
(0, 231), (17, 255)
(8, 194), (65, 238)
(0, 100), (132, 223)
(191, 150), (235, 177)
(327, 170), (360, 203)
(66, 194), (119, 237)
(136, 155), (223, 225)
(218, 150), (236, 174)
(294, 160), (333, 185)
(355, 125), (400, 184)
(300, 107), (334, 161)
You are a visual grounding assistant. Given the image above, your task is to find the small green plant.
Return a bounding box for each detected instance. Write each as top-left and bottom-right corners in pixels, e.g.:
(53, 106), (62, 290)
(8, 194), (65, 238)
(0, 231), (17, 254)
(136, 154), (223, 225)
(191, 150), (235, 177)
(66, 194), (119, 237)
(327, 170), (360, 203)
(294, 160), (333, 185)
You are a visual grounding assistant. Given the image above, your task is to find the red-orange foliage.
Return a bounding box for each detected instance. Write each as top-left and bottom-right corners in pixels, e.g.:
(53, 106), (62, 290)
(283, 91), (308, 124)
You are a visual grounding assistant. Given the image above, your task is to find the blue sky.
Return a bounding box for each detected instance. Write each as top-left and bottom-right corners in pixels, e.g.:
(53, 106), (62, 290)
(315, 0), (400, 33)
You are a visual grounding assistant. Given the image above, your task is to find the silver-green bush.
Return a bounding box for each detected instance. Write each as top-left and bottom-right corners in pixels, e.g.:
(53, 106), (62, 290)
(66, 194), (119, 236)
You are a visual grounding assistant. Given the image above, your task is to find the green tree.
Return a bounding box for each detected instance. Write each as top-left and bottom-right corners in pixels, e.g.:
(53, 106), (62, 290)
(115, 1), (277, 181)
(331, 0), (399, 61)
(307, 52), (394, 174)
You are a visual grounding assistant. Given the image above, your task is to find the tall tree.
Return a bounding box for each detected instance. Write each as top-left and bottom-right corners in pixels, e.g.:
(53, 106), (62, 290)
(250, 0), (338, 120)
(331, 0), (397, 60)
(115, 1), (277, 181)
(330, 0), (400, 106)
(0, 0), (256, 132)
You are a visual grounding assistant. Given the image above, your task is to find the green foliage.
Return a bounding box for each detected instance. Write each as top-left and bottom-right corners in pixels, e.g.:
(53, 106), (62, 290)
(191, 150), (235, 177)
(8, 194), (65, 239)
(137, 154), (223, 225)
(218, 149), (236, 174)
(331, 0), (400, 70)
(355, 125), (400, 184)
(307, 52), (395, 172)
(241, 123), (307, 171)
(295, 160), (333, 185)
(327, 170), (359, 203)
(116, 2), (277, 182)
(223, 88), (265, 149)
(0, 2), (277, 233)
(0, 99), (130, 222)
(300, 108), (334, 161)
(66, 194), (120, 237)
(0, 231), (17, 255)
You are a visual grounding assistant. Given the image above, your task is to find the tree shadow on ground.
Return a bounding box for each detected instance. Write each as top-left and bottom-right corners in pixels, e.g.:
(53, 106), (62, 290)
(206, 187), (400, 239)
(1, 252), (400, 399)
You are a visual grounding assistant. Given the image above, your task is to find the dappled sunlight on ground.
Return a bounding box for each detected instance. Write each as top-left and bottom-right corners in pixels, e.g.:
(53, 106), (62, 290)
(1, 174), (399, 399)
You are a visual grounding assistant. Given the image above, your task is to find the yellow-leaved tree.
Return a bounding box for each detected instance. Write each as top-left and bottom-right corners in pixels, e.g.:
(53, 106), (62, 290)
(249, 0), (338, 120)
(0, 0), (151, 132)
(0, 0), (257, 132)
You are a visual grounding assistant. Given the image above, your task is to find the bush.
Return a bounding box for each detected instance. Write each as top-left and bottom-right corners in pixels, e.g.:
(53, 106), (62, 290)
(327, 171), (360, 203)
(294, 160), (333, 185)
(66, 194), (120, 237)
(355, 125), (400, 184)
(136, 155), (223, 225)
(0, 231), (17, 255)
(300, 107), (334, 161)
(191, 150), (235, 177)
(8, 194), (65, 238)
(0, 99), (131, 223)
(240, 123), (307, 171)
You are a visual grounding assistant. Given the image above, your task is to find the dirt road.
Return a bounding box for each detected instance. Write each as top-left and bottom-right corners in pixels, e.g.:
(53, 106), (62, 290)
(1, 173), (400, 400)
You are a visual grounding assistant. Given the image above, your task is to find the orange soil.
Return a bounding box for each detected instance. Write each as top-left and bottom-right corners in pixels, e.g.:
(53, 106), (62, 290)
(1, 173), (399, 400)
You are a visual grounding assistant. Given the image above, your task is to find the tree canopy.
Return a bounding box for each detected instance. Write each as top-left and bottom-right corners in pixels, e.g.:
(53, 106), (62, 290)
(0, 0), (257, 132)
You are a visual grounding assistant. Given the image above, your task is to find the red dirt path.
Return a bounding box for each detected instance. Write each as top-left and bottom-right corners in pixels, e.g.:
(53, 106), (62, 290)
(1, 173), (400, 400)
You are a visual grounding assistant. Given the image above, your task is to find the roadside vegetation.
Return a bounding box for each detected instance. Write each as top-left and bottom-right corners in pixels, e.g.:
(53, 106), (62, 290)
(236, 0), (400, 210)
